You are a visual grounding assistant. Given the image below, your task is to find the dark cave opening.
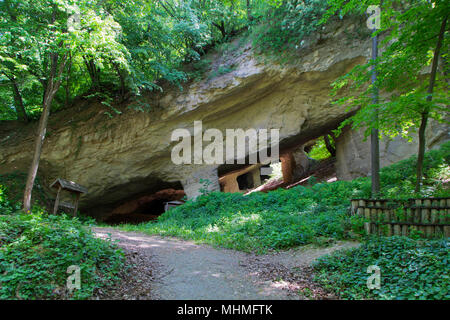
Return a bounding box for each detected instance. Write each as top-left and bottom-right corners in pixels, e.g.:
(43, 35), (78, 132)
(237, 173), (252, 190)
(134, 199), (167, 215)
(104, 188), (185, 225)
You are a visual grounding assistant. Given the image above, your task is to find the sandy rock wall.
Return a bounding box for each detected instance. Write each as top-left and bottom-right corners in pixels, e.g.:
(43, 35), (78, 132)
(335, 121), (449, 180)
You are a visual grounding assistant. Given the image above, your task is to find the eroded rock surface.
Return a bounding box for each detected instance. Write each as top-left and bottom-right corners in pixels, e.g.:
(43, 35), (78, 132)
(2, 19), (443, 218)
(335, 122), (449, 180)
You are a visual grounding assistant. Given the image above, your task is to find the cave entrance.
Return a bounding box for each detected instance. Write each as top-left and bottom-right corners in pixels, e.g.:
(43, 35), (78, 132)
(134, 199), (166, 215)
(237, 172), (253, 190)
(104, 188), (185, 225)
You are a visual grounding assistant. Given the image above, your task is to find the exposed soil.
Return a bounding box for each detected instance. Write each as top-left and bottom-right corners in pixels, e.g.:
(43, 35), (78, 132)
(93, 227), (359, 300)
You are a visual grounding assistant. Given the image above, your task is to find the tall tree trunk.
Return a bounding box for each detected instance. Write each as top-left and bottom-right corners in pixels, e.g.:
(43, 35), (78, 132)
(415, 14), (447, 193)
(112, 62), (126, 101)
(83, 57), (100, 90)
(10, 77), (28, 122)
(246, 0), (253, 22)
(323, 134), (336, 157)
(64, 56), (72, 108)
(23, 53), (66, 212)
(370, 29), (380, 197)
(212, 21), (227, 38)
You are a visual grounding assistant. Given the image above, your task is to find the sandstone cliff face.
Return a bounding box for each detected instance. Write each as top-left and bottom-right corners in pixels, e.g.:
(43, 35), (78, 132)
(2, 20), (443, 219)
(336, 121), (449, 180)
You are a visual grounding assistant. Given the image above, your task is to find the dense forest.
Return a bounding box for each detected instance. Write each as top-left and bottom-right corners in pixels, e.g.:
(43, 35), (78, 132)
(0, 0), (449, 302)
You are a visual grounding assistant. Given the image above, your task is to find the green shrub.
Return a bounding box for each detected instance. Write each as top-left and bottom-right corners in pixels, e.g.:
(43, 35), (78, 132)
(379, 141), (450, 199)
(0, 185), (13, 215)
(308, 136), (333, 160)
(313, 236), (450, 300)
(0, 172), (50, 209)
(0, 209), (125, 300)
(251, 0), (328, 57)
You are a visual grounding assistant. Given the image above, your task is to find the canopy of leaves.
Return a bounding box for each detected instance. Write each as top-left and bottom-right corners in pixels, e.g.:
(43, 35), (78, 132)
(324, 0), (449, 140)
(0, 0), (334, 121)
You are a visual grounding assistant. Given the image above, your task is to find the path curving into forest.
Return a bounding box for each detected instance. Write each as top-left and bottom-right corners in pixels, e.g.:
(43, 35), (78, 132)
(93, 227), (359, 300)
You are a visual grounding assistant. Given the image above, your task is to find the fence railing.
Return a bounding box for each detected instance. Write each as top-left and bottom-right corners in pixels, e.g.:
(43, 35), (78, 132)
(350, 198), (450, 238)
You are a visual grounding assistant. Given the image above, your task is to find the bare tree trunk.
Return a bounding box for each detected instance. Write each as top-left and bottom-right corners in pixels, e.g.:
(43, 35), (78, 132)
(246, 0), (253, 22)
(112, 62), (126, 101)
(23, 89), (53, 212)
(11, 78), (28, 122)
(83, 56), (100, 90)
(323, 134), (336, 157)
(23, 53), (66, 212)
(212, 21), (227, 38)
(64, 56), (72, 108)
(415, 14), (447, 193)
(370, 30), (380, 198)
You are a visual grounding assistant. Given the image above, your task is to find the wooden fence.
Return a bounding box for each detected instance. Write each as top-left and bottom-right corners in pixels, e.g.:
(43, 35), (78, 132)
(350, 198), (450, 238)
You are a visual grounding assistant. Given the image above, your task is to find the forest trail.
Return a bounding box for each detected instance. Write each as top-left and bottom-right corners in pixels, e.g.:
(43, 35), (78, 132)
(93, 227), (359, 300)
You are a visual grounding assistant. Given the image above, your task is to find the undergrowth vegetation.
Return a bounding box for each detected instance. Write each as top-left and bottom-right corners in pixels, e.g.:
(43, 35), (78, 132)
(117, 142), (450, 253)
(0, 189), (125, 300)
(313, 236), (450, 300)
(0, 172), (50, 209)
(250, 0), (329, 57)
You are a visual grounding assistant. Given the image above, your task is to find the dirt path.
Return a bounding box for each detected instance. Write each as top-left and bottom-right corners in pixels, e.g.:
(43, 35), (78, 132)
(93, 227), (359, 300)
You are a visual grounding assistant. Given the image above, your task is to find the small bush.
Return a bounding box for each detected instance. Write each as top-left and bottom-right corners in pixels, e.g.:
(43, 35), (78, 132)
(251, 0), (328, 57)
(0, 185), (14, 215)
(0, 172), (50, 209)
(313, 236), (450, 300)
(0, 209), (125, 300)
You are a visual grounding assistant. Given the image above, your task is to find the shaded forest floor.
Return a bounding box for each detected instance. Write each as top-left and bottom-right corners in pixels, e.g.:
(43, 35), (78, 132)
(92, 227), (358, 300)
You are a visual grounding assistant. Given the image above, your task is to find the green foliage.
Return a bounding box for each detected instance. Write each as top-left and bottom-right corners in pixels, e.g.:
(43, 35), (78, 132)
(207, 64), (237, 80)
(0, 184), (17, 215)
(0, 174), (123, 300)
(0, 172), (49, 209)
(0, 0), (336, 121)
(0, 209), (125, 299)
(308, 136), (333, 160)
(313, 236), (450, 300)
(0, 0), (259, 121)
(189, 58), (212, 81)
(379, 141), (450, 198)
(324, 0), (449, 142)
(250, 0), (328, 57)
(117, 141), (449, 253)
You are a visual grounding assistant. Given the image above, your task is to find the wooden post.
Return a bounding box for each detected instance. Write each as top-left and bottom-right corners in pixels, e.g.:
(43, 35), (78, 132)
(53, 186), (62, 215)
(419, 199), (426, 235)
(424, 199), (432, 237)
(431, 199), (438, 237)
(445, 198), (450, 238)
(385, 207), (392, 236)
(364, 207), (371, 235)
(73, 193), (80, 217)
(415, 199), (422, 234)
(375, 201), (381, 235)
(357, 200), (366, 216)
